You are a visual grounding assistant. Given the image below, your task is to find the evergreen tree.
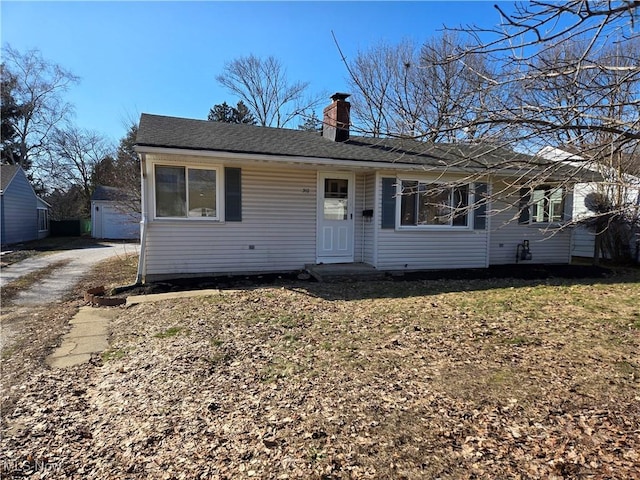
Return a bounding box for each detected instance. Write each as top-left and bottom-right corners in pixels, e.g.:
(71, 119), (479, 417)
(115, 123), (139, 175)
(0, 67), (23, 165)
(233, 101), (257, 125)
(91, 154), (118, 187)
(113, 123), (141, 207)
(208, 100), (257, 125)
(208, 102), (235, 122)
(298, 111), (322, 132)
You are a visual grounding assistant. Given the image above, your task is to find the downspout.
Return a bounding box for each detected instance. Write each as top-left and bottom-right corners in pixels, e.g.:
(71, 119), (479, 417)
(135, 214), (147, 285)
(373, 172), (380, 268)
(485, 177), (492, 268)
(135, 153), (148, 285)
(361, 173), (365, 263)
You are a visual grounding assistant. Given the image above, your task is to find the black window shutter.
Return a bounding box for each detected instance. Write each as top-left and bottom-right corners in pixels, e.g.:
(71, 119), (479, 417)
(518, 187), (530, 224)
(473, 183), (488, 230)
(225, 167), (242, 222)
(381, 177), (396, 229)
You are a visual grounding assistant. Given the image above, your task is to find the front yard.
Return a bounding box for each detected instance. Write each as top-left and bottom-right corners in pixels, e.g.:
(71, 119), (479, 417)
(1, 266), (639, 479)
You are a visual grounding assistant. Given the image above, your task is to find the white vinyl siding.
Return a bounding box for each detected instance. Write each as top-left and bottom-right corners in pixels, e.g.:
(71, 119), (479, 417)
(362, 173), (376, 265)
(490, 181), (571, 265)
(139, 154), (576, 279)
(571, 227), (597, 258)
(377, 229), (489, 270)
(353, 173), (365, 263)
(375, 174), (488, 270)
(143, 163), (317, 279)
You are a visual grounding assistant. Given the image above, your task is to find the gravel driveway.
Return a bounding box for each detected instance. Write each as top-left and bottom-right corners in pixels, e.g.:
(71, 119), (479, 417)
(0, 243), (140, 305)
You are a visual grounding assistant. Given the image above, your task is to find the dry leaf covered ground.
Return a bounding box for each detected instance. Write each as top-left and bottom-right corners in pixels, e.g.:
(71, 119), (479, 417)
(1, 263), (639, 479)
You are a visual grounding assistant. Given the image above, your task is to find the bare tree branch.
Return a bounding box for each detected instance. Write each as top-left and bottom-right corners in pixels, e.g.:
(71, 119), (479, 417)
(216, 55), (324, 128)
(1, 44), (79, 173)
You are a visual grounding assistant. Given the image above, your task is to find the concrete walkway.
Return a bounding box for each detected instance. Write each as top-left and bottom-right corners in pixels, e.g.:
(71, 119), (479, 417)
(126, 289), (225, 305)
(46, 306), (121, 368)
(0, 242), (137, 368)
(47, 289), (226, 368)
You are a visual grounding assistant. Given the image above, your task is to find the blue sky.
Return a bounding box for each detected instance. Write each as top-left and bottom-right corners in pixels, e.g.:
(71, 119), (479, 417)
(2, 1), (510, 143)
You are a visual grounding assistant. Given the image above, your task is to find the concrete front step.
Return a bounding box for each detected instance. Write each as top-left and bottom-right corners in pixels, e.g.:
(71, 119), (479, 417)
(305, 263), (386, 283)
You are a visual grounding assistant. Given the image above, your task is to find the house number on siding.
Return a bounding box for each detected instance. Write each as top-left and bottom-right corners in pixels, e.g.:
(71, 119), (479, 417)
(302, 188), (310, 193)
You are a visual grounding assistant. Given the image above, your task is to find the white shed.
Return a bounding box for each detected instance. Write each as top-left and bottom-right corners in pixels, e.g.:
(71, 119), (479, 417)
(91, 186), (140, 240)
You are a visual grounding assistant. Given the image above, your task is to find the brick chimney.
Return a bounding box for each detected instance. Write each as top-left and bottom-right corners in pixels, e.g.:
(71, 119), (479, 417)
(322, 93), (350, 142)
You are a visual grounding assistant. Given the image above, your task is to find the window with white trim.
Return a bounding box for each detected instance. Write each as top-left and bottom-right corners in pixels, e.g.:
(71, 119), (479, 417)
(399, 181), (469, 227)
(519, 185), (564, 224)
(154, 165), (219, 219)
(37, 208), (49, 232)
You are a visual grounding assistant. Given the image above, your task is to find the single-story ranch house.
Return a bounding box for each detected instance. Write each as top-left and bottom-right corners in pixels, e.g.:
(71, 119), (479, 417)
(134, 93), (594, 282)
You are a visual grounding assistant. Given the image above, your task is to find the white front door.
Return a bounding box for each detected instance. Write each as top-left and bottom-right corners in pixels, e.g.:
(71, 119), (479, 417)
(317, 172), (354, 263)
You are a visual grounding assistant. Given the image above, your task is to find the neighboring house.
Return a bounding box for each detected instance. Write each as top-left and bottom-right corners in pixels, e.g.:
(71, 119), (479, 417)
(538, 147), (640, 259)
(134, 93), (593, 282)
(0, 164), (50, 246)
(91, 186), (140, 240)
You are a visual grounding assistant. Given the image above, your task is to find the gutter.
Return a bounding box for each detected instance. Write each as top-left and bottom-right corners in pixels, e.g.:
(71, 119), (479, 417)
(134, 145), (534, 178)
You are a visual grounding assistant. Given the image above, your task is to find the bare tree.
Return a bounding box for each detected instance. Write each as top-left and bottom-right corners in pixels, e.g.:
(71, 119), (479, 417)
(452, 1), (640, 261)
(1, 44), (79, 172)
(417, 33), (500, 142)
(343, 33), (499, 141)
(88, 123), (141, 220)
(216, 55), (323, 128)
(344, 40), (411, 137)
(450, 2), (640, 148)
(47, 126), (114, 217)
(471, 1), (639, 57)
(340, 3), (639, 262)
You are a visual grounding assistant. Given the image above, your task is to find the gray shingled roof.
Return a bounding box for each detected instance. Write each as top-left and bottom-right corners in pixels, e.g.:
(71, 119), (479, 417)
(91, 185), (136, 202)
(135, 114), (540, 171)
(1, 164), (20, 192)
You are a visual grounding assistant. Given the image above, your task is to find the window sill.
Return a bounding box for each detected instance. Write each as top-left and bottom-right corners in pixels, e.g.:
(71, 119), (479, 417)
(396, 225), (471, 232)
(153, 217), (223, 223)
(524, 222), (566, 228)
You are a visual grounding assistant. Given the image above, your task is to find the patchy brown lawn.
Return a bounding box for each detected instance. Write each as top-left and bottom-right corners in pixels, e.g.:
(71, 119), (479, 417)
(1, 267), (639, 479)
(0, 253), (139, 430)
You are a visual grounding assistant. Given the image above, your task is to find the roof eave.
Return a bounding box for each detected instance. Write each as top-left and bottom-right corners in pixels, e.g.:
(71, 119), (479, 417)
(134, 144), (521, 176)
(36, 197), (52, 207)
(0, 167), (18, 192)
